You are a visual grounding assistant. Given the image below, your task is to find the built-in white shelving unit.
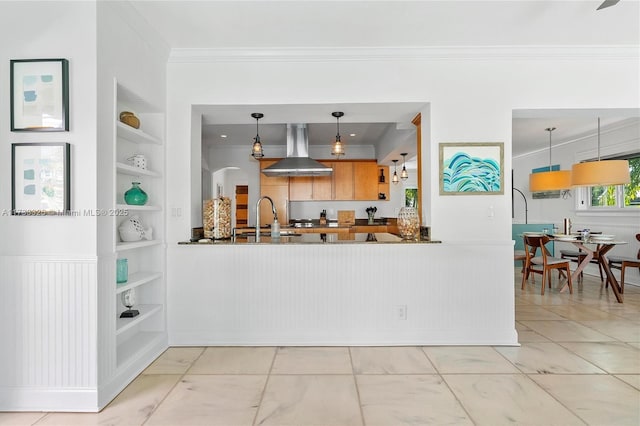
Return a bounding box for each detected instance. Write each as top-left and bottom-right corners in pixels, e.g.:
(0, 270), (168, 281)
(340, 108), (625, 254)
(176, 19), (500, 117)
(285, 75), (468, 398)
(116, 162), (162, 178)
(116, 240), (163, 251)
(116, 271), (163, 294)
(113, 80), (166, 371)
(116, 204), (162, 211)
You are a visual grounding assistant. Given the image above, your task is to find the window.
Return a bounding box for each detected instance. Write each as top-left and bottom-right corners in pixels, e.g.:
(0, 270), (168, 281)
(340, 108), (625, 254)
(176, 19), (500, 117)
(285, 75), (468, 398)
(582, 154), (639, 210)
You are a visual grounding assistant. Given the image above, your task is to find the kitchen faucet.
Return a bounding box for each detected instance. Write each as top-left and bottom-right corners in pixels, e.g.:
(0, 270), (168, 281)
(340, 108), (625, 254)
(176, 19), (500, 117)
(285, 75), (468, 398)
(255, 196), (278, 242)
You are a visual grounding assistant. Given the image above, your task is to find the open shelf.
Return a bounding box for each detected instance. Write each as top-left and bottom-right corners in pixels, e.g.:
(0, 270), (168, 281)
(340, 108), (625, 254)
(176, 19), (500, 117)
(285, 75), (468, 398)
(115, 304), (163, 335)
(117, 121), (162, 145)
(116, 162), (162, 178)
(111, 79), (167, 392)
(116, 204), (162, 212)
(116, 331), (164, 369)
(116, 271), (163, 294)
(116, 240), (163, 252)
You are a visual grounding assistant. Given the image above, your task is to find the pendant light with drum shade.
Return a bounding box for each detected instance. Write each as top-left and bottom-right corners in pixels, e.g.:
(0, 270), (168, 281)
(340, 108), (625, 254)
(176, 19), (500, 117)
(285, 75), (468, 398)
(392, 159), (400, 184)
(250, 113), (264, 159)
(529, 127), (572, 192)
(400, 152), (409, 181)
(571, 118), (630, 186)
(331, 111), (345, 158)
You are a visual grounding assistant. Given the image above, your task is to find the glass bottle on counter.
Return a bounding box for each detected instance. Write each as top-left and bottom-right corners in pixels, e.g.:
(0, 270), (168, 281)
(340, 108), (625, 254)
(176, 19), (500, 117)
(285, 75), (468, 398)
(397, 207), (419, 240)
(203, 196), (232, 239)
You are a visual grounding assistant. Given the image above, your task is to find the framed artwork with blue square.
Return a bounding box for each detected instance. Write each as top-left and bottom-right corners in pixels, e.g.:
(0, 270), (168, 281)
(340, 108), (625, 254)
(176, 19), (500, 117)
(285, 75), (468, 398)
(10, 59), (69, 131)
(11, 143), (71, 215)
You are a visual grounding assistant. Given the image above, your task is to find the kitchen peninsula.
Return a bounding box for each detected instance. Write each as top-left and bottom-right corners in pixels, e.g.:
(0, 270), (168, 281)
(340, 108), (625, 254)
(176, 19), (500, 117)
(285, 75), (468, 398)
(169, 233), (517, 347)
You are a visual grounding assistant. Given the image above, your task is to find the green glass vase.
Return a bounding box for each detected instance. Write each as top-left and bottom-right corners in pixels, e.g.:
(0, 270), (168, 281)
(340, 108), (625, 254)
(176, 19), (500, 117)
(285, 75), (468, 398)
(124, 182), (148, 205)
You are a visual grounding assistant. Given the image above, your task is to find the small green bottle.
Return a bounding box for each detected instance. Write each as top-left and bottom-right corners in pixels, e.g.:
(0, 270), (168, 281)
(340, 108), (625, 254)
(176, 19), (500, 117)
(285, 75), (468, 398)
(124, 182), (148, 205)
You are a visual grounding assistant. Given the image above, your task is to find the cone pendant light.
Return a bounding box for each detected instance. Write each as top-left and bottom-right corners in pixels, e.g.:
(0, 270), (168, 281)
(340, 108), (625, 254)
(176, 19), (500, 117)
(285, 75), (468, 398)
(529, 127), (572, 192)
(571, 118), (630, 186)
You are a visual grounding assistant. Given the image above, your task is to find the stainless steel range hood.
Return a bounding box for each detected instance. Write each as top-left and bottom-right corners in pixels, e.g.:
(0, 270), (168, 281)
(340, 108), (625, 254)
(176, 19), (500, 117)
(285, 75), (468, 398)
(261, 123), (333, 177)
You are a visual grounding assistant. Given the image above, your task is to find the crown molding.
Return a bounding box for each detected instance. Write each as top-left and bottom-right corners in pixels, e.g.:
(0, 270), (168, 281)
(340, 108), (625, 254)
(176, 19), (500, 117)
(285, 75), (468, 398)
(513, 117), (640, 160)
(169, 45), (640, 63)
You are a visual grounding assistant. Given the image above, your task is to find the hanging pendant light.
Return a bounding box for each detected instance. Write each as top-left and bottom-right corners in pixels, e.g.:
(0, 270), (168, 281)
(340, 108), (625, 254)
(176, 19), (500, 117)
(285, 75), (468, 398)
(392, 159), (400, 185)
(571, 118), (630, 186)
(331, 111), (345, 158)
(529, 127), (572, 192)
(400, 152), (409, 181)
(250, 113), (264, 159)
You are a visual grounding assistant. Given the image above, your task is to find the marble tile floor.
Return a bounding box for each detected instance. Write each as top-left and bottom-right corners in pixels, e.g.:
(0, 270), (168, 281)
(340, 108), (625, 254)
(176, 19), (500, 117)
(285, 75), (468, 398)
(1, 271), (639, 426)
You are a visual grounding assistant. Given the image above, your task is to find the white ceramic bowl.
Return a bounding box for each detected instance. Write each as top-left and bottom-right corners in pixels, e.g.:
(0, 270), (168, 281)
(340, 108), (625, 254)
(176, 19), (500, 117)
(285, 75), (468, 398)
(119, 228), (143, 242)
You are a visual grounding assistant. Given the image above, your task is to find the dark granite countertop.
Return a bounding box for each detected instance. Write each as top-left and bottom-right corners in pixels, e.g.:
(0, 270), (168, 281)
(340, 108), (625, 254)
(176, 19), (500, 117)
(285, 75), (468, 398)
(179, 232), (440, 245)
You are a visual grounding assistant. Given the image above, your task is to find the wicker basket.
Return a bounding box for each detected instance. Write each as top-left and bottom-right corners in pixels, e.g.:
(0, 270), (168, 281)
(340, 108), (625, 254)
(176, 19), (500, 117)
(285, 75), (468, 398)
(119, 111), (140, 129)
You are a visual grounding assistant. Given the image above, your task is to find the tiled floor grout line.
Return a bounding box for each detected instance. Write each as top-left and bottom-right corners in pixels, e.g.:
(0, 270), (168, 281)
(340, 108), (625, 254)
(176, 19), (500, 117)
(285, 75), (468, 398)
(348, 347), (366, 426)
(251, 347), (278, 426)
(514, 278), (623, 426)
(520, 373), (591, 426)
(140, 347), (207, 425)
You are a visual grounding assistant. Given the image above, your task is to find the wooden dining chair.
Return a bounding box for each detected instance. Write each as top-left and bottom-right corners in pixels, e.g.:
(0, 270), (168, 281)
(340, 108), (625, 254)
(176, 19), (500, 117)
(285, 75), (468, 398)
(514, 249), (527, 273)
(522, 235), (573, 295)
(607, 233), (640, 294)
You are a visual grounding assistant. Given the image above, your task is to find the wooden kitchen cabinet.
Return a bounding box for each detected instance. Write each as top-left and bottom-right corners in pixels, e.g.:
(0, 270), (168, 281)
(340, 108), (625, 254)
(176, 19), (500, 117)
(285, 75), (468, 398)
(354, 161), (379, 200)
(289, 165), (332, 201)
(378, 166), (390, 201)
(260, 185), (288, 226)
(313, 161), (333, 200)
(333, 161), (354, 200)
(289, 176), (313, 200)
(260, 159), (289, 225)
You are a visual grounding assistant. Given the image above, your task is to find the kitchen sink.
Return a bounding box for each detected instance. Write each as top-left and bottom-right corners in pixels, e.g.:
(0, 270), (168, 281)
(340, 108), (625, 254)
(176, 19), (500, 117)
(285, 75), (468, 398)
(233, 229), (302, 238)
(292, 222), (314, 228)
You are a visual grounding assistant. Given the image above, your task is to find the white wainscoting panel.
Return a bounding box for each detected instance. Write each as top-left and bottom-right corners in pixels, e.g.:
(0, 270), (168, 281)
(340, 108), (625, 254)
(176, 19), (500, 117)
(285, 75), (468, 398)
(167, 241), (518, 346)
(0, 256), (98, 411)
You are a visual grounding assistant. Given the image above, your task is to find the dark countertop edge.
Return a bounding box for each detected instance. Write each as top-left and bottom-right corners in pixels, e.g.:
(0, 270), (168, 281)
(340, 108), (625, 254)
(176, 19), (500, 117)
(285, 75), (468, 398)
(178, 240), (442, 245)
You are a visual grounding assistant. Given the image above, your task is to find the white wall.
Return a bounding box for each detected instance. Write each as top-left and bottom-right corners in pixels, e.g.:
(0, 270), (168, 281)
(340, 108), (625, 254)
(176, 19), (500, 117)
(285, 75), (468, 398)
(0, 1), (98, 256)
(0, 0), (170, 412)
(167, 50), (639, 245)
(0, 0), (99, 411)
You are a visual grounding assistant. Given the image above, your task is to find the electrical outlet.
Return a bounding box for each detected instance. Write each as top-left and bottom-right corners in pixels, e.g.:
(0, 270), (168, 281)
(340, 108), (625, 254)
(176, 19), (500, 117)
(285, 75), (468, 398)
(395, 305), (407, 320)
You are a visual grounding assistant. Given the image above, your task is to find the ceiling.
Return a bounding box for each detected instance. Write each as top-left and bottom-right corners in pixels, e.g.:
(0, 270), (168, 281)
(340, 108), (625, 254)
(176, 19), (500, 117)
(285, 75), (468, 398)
(127, 1), (639, 159)
(130, 1), (639, 49)
(197, 103), (425, 161)
(512, 110), (640, 157)
(200, 105), (640, 159)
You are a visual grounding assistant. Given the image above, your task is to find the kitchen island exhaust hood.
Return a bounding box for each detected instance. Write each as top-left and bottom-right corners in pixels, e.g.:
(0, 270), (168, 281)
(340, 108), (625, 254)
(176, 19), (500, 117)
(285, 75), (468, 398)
(261, 123), (333, 177)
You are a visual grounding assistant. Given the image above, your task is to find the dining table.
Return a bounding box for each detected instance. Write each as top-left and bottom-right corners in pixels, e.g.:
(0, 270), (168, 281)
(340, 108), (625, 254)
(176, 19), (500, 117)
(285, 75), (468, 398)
(553, 235), (628, 303)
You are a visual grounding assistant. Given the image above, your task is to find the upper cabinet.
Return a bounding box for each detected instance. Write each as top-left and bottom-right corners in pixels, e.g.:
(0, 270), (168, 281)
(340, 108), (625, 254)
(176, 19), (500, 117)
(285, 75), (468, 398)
(287, 160), (382, 201)
(353, 161), (379, 200)
(332, 161), (354, 200)
(377, 166), (390, 201)
(259, 160), (289, 225)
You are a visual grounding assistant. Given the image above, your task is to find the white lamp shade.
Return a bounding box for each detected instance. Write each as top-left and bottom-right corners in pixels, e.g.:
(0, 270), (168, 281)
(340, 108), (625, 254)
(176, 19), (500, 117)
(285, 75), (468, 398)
(571, 160), (630, 186)
(529, 170), (572, 192)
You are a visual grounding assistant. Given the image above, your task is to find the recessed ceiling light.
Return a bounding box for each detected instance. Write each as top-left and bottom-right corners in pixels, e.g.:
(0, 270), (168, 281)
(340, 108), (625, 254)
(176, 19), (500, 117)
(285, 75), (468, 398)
(220, 134), (227, 138)
(349, 133), (356, 137)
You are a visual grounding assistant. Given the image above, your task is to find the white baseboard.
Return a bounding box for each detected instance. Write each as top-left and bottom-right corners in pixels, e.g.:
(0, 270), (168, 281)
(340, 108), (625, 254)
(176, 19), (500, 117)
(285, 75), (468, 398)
(0, 388), (99, 412)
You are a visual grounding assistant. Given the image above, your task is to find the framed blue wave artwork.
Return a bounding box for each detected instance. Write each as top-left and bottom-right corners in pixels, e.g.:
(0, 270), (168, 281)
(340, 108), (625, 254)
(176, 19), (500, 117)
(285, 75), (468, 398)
(439, 142), (504, 195)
